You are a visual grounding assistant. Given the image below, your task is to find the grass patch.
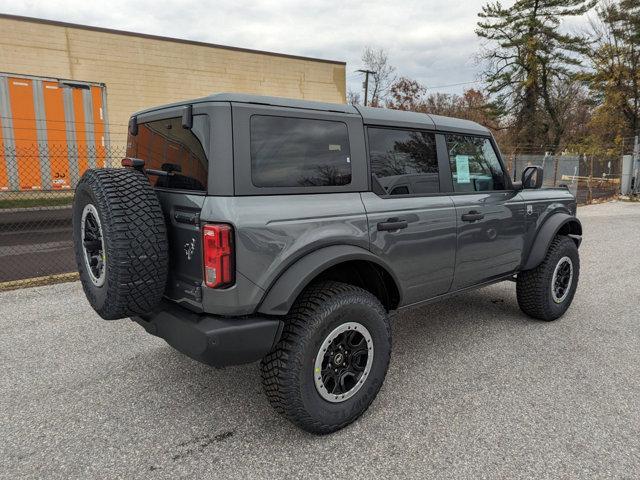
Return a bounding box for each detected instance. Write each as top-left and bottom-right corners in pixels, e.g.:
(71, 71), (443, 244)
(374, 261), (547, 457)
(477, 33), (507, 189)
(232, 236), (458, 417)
(0, 195), (74, 209)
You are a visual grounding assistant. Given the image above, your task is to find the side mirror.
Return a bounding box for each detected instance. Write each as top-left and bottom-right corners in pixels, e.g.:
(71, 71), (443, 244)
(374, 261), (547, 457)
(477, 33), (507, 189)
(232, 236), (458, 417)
(521, 165), (543, 189)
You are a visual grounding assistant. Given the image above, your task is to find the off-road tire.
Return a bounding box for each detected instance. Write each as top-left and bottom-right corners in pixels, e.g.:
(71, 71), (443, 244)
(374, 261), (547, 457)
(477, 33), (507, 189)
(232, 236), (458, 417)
(260, 281), (391, 434)
(516, 235), (579, 321)
(73, 168), (168, 320)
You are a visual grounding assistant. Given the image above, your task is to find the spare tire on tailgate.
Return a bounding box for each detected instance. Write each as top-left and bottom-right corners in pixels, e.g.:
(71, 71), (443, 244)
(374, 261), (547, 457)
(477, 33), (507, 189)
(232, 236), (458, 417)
(72, 168), (169, 320)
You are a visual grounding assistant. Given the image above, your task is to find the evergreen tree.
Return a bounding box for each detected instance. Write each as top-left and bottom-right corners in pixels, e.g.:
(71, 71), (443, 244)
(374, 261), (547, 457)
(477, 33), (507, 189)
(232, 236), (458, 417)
(620, 0), (639, 42)
(476, 0), (596, 152)
(586, 0), (640, 149)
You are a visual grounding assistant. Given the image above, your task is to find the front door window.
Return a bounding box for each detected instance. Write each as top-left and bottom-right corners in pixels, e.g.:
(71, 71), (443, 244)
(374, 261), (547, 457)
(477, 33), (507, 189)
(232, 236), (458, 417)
(446, 135), (507, 192)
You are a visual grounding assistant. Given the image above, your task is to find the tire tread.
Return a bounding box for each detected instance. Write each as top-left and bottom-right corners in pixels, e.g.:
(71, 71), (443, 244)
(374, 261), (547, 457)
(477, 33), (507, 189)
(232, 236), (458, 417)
(260, 281), (391, 434)
(516, 235), (579, 321)
(73, 168), (168, 319)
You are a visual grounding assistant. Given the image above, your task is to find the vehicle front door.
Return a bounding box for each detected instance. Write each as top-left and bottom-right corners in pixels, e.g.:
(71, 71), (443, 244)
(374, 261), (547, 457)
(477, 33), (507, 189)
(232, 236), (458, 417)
(361, 127), (457, 306)
(444, 134), (525, 290)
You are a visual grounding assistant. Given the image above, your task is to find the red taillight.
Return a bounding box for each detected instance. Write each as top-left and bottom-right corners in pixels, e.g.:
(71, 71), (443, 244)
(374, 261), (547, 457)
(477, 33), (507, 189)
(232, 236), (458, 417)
(203, 224), (234, 288)
(121, 157), (145, 169)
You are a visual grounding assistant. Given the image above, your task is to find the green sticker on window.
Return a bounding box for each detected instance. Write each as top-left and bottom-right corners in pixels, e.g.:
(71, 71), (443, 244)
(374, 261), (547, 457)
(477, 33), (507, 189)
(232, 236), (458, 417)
(456, 155), (470, 183)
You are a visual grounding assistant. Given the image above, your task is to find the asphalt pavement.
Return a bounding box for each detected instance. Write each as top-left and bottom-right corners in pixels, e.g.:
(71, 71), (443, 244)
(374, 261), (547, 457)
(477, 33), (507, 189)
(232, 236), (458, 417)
(1, 201), (639, 479)
(0, 206), (74, 283)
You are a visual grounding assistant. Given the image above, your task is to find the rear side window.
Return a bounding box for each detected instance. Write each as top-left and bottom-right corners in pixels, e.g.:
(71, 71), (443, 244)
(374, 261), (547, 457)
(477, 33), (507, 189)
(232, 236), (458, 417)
(446, 135), (507, 192)
(250, 115), (351, 187)
(127, 116), (208, 192)
(368, 127), (439, 195)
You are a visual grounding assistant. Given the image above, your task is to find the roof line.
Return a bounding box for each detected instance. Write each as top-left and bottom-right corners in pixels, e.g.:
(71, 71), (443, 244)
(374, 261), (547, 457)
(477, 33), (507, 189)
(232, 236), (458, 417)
(0, 71), (105, 87)
(0, 13), (347, 66)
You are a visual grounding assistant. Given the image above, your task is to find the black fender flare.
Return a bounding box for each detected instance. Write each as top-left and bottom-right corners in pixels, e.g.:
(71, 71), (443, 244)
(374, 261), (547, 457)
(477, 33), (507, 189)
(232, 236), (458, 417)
(257, 244), (402, 316)
(522, 213), (582, 270)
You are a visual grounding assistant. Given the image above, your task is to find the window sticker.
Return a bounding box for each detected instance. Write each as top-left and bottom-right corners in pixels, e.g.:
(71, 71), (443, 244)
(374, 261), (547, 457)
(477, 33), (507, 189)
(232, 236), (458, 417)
(455, 155), (470, 183)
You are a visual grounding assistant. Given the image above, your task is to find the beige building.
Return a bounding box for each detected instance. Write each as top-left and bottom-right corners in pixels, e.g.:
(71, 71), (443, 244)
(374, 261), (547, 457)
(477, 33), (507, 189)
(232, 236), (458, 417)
(0, 14), (346, 150)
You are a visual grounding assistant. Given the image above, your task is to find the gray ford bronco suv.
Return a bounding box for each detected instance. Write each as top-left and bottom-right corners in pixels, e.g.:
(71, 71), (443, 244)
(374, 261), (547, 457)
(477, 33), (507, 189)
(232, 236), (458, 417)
(73, 93), (581, 434)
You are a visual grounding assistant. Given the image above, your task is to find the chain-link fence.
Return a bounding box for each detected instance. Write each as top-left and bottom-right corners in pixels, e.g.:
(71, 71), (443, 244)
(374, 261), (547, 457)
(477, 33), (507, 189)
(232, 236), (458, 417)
(0, 144), (625, 289)
(0, 145), (125, 289)
(504, 153), (622, 204)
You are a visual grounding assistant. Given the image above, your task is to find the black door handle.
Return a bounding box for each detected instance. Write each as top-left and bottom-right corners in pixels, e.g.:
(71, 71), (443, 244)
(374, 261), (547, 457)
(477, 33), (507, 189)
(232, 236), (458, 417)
(461, 211), (485, 222)
(377, 218), (408, 231)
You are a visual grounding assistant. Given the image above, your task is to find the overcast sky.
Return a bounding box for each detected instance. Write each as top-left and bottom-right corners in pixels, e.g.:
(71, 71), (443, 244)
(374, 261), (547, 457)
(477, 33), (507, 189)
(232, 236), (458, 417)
(0, 0), (594, 97)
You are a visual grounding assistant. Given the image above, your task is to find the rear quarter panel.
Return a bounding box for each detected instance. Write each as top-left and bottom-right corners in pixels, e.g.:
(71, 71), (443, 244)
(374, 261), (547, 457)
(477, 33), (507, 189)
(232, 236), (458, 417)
(199, 193), (369, 312)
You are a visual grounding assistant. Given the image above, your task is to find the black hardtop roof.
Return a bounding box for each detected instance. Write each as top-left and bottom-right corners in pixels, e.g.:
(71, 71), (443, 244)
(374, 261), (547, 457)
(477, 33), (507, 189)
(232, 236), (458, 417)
(354, 105), (490, 135)
(133, 93), (490, 135)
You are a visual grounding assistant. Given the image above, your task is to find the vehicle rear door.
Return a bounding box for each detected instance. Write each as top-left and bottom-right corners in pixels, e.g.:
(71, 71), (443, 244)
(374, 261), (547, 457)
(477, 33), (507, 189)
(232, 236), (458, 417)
(360, 127), (457, 306)
(443, 134), (525, 289)
(127, 107), (214, 309)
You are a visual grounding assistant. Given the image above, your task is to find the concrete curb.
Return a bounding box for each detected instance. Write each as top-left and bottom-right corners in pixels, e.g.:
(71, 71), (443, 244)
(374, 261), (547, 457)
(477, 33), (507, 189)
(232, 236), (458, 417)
(0, 206), (72, 226)
(0, 272), (79, 291)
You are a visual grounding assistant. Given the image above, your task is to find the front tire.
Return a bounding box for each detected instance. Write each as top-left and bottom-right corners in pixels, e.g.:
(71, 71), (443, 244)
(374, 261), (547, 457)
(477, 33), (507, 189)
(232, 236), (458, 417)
(517, 236), (580, 321)
(260, 281), (391, 434)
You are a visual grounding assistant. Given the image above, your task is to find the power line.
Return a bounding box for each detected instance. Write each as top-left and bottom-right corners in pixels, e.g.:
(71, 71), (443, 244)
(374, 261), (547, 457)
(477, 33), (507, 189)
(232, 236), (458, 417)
(425, 80), (482, 90)
(348, 74), (482, 93)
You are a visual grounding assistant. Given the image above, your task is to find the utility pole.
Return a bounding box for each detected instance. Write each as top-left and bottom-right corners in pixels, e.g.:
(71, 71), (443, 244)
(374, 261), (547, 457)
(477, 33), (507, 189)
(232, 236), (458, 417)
(633, 134), (640, 194)
(357, 69), (376, 106)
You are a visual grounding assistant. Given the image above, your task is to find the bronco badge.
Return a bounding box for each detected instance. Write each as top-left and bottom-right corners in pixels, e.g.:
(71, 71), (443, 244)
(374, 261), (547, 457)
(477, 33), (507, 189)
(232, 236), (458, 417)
(184, 238), (196, 260)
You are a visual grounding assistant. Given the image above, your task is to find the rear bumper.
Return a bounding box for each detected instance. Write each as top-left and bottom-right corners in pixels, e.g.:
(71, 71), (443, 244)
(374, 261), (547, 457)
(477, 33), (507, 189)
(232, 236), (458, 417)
(132, 301), (283, 367)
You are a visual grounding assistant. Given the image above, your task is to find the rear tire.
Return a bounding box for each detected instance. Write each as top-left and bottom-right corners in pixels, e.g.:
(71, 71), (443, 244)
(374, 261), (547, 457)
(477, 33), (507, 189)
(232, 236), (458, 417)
(516, 236), (579, 321)
(260, 281), (391, 434)
(72, 168), (168, 320)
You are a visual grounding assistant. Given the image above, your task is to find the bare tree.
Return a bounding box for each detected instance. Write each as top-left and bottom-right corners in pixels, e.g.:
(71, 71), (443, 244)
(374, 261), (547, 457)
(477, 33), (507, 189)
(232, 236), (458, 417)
(361, 47), (396, 106)
(297, 165), (349, 187)
(387, 77), (426, 111)
(347, 89), (361, 106)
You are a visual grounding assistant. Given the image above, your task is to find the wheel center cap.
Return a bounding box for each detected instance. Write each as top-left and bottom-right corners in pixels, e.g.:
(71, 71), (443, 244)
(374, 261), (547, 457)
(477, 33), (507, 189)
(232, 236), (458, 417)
(333, 352), (345, 366)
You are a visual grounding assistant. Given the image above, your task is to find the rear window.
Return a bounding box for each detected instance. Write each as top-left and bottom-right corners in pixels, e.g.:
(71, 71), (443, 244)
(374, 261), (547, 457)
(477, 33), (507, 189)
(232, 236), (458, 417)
(126, 116), (208, 192)
(250, 115), (351, 188)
